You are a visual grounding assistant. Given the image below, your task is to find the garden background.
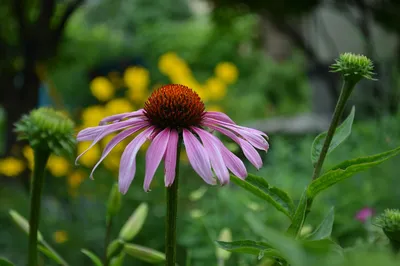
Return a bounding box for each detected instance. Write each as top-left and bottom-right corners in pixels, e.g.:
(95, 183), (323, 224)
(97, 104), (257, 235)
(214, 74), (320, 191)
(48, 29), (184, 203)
(1, 0), (400, 265)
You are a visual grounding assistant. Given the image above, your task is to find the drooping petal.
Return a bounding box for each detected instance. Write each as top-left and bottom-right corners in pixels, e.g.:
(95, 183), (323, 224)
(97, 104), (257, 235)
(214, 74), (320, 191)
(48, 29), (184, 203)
(164, 129), (179, 187)
(203, 111), (236, 124)
(204, 118), (269, 151)
(99, 109), (145, 125)
(75, 118), (148, 165)
(218, 143), (247, 179)
(77, 126), (107, 141)
(192, 127), (229, 185)
(89, 123), (148, 179)
(206, 124), (262, 169)
(143, 128), (171, 192)
(183, 129), (216, 185)
(119, 126), (155, 194)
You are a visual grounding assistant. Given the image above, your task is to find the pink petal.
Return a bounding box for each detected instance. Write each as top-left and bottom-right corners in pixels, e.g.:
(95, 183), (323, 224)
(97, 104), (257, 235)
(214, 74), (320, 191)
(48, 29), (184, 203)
(206, 124), (262, 169)
(89, 124), (148, 179)
(75, 118), (147, 165)
(99, 109), (145, 125)
(119, 126), (155, 194)
(77, 126), (107, 141)
(203, 111), (236, 124)
(144, 128), (171, 192)
(164, 129), (179, 187)
(218, 143), (247, 179)
(183, 129), (216, 185)
(204, 118), (268, 150)
(192, 127), (229, 185)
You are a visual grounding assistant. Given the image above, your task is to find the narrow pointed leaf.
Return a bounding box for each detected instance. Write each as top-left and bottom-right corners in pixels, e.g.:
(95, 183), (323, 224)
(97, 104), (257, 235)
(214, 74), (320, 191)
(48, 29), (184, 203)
(231, 174), (294, 218)
(311, 106), (355, 165)
(308, 146), (400, 199)
(9, 209), (43, 241)
(38, 245), (64, 265)
(307, 207), (335, 240)
(245, 213), (306, 266)
(124, 244), (165, 263)
(81, 249), (103, 266)
(110, 253), (125, 266)
(216, 240), (280, 257)
(0, 258), (14, 266)
(287, 190), (308, 237)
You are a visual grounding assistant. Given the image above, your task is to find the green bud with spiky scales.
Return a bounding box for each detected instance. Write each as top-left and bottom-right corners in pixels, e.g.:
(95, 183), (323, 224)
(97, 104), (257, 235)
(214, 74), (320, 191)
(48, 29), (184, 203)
(330, 53), (376, 83)
(374, 209), (400, 252)
(14, 107), (75, 156)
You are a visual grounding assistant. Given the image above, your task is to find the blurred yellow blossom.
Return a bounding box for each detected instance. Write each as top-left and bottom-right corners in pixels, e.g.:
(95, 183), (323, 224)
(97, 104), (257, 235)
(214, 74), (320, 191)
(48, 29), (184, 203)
(81, 105), (106, 127)
(215, 62), (238, 84)
(67, 170), (86, 189)
(90, 76), (115, 102)
(205, 77), (227, 100)
(140, 140), (150, 153)
(47, 155), (70, 177)
(103, 152), (121, 173)
(158, 52), (181, 75)
(23, 146), (34, 169)
(105, 98), (133, 116)
(77, 142), (100, 167)
(127, 89), (147, 105)
(207, 104), (224, 113)
(53, 230), (68, 244)
(0, 157), (25, 177)
(124, 66), (150, 91)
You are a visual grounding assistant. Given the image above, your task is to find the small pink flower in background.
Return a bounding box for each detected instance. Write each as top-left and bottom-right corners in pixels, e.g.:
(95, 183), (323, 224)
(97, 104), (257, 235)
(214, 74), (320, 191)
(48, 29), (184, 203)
(76, 84), (269, 194)
(355, 207), (374, 223)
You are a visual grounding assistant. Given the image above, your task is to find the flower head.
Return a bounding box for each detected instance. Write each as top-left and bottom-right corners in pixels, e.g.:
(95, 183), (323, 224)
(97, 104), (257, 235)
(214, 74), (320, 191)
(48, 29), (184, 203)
(15, 108), (75, 155)
(355, 207), (374, 223)
(76, 84), (269, 193)
(330, 53), (375, 82)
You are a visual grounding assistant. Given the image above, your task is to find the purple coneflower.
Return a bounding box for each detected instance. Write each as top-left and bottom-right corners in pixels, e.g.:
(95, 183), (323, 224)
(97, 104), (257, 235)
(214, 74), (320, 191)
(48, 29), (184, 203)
(355, 207), (374, 223)
(76, 84), (269, 194)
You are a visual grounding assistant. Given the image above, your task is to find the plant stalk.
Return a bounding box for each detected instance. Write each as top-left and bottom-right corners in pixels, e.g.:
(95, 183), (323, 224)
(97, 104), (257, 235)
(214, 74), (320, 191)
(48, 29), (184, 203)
(104, 219), (113, 266)
(28, 148), (50, 266)
(165, 136), (183, 266)
(311, 80), (356, 181)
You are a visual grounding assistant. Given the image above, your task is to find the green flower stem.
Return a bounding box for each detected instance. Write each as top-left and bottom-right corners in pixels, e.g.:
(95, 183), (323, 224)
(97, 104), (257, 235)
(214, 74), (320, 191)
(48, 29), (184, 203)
(28, 148), (50, 266)
(311, 80), (356, 181)
(165, 136), (183, 266)
(104, 219), (113, 266)
(41, 239), (71, 266)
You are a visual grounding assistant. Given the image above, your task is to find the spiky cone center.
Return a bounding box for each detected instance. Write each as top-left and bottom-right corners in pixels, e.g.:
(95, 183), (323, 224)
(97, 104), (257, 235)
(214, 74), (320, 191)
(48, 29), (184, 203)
(144, 84), (205, 129)
(375, 209), (400, 232)
(15, 107), (76, 155)
(330, 52), (375, 81)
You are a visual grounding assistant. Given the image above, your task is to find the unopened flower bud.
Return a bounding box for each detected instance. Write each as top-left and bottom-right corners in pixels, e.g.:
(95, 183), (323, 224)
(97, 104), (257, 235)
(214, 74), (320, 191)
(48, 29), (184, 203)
(14, 108), (75, 156)
(330, 53), (376, 83)
(107, 183), (122, 224)
(124, 243), (165, 263)
(375, 209), (400, 251)
(119, 203), (148, 241)
(216, 228), (232, 261)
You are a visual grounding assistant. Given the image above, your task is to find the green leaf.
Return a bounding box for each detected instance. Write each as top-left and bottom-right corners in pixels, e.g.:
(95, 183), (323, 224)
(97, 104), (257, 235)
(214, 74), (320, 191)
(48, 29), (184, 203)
(216, 240), (280, 258)
(307, 207), (334, 240)
(124, 244), (165, 263)
(81, 249), (103, 266)
(287, 190), (308, 237)
(0, 258), (14, 266)
(245, 213), (306, 266)
(38, 245), (64, 265)
(9, 209), (43, 241)
(307, 146), (400, 199)
(301, 239), (344, 258)
(119, 203), (148, 241)
(311, 106), (355, 165)
(110, 253), (125, 266)
(231, 174), (294, 218)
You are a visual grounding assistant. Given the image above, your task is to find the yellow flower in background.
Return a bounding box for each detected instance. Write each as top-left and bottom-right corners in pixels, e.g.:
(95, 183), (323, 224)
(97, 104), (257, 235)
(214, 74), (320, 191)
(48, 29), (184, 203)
(53, 230), (68, 244)
(205, 77), (227, 101)
(67, 170), (86, 189)
(124, 66), (150, 91)
(127, 89), (147, 105)
(23, 146), (34, 169)
(47, 155), (70, 177)
(158, 52), (181, 75)
(207, 104), (224, 113)
(215, 62), (238, 84)
(105, 98), (133, 116)
(81, 105), (106, 127)
(103, 152), (121, 172)
(90, 76), (115, 102)
(0, 157), (25, 177)
(77, 142), (100, 167)
(139, 140), (150, 153)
